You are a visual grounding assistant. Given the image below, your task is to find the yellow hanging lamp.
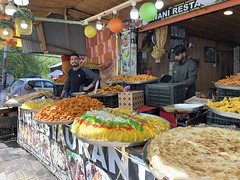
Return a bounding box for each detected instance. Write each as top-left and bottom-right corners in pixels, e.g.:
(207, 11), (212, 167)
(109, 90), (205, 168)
(0, 20), (14, 40)
(13, 8), (34, 35)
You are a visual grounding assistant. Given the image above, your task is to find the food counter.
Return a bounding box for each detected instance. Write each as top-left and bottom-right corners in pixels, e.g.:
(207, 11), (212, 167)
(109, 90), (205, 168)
(17, 108), (156, 180)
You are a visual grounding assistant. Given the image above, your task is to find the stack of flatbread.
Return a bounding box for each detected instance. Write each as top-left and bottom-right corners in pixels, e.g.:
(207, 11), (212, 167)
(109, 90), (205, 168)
(147, 127), (240, 179)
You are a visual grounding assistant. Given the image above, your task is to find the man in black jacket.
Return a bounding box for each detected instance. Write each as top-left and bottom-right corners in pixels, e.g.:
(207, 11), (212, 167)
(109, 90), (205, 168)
(170, 45), (198, 99)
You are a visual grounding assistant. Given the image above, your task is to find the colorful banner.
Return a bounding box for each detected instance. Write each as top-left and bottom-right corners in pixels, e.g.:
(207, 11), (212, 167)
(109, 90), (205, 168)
(120, 30), (137, 76)
(17, 109), (155, 180)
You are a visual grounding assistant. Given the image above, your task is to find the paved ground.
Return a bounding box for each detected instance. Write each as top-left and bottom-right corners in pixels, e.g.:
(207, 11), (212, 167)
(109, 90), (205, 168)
(0, 137), (57, 180)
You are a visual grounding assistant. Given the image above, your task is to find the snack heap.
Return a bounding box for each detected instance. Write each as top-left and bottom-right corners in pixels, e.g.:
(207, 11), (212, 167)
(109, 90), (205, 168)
(89, 84), (123, 95)
(127, 74), (158, 82)
(71, 108), (170, 142)
(34, 94), (104, 122)
(107, 74), (131, 82)
(207, 97), (240, 113)
(215, 73), (240, 85)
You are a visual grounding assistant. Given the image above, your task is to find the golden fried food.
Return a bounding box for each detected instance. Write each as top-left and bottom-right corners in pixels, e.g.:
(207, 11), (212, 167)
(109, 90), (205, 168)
(81, 62), (101, 69)
(34, 94), (104, 121)
(89, 85), (124, 94)
(215, 73), (240, 86)
(207, 97), (240, 113)
(127, 74), (158, 82)
(107, 74), (131, 82)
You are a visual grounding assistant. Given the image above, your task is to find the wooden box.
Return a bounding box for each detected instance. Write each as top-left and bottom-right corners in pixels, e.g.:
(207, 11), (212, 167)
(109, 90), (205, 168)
(118, 91), (144, 110)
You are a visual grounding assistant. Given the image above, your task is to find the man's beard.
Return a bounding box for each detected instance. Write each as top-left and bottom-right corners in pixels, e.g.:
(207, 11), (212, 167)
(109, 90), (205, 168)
(71, 63), (79, 67)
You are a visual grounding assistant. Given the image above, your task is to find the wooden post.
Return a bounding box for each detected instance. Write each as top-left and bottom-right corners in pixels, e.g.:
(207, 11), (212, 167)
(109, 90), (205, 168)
(1, 46), (8, 89)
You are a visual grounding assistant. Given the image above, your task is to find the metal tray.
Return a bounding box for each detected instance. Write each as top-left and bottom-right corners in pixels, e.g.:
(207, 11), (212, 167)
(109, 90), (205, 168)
(71, 92), (86, 96)
(33, 118), (74, 125)
(125, 79), (159, 84)
(20, 108), (40, 113)
(105, 80), (124, 84)
(142, 139), (168, 180)
(209, 107), (240, 119)
(74, 135), (148, 147)
(214, 83), (240, 90)
(163, 103), (204, 113)
(139, 113), (170, 124)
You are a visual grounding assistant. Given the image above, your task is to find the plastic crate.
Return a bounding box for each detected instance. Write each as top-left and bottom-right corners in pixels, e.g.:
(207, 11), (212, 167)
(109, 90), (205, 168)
(92, 94), (118, 108)
(127, 82), (158, 103)
(217, 88), (240, 101)
(146, 83), (186, 107)
(207, 111), (240, 128)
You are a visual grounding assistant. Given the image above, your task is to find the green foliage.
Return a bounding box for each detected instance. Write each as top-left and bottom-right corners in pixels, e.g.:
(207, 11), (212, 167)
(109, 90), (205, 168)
(0, 20), (15, 30)
(13, 8), (34, 21)
(0, 47), (61, 80)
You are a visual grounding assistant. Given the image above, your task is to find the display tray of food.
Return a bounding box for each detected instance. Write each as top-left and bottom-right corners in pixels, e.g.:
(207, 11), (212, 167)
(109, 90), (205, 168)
(71, 108), (170, 147)
(71, 92), (86, 96)
(33, 118), (74, 125)
(162, 103), (204, 113)
(209, 107), (240, 119)
(207, 97), (240, 119)
(125, 79), (159, 84)
(105, 80), (124, 84)
(34, 94), (104, 123)
(4, 99), (23, 107)
(143, 126), (240, 179)
(214, 83), (240, 90)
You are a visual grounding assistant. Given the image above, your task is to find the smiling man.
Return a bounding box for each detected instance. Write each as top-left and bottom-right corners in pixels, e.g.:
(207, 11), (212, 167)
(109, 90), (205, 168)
(60, 53), (100, 98)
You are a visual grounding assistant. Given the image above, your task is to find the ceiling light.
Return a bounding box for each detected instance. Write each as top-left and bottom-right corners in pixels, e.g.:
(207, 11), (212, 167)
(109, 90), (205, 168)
(155, 0), (164, 9)
(130, 1), (139, 20)
(96, 16), (103, 30)
(223, 10), (233, 15)
(20, 20), (28, 29)
(5, 2), (17, 16)
(2, 29), (9, 36)
(14, 0), (29, 6)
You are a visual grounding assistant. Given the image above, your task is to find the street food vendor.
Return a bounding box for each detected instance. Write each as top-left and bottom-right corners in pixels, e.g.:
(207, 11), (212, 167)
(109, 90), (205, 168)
(170, 45), (197, 99)
(60, 53), (100, 98)
(7, 80), (36, 99)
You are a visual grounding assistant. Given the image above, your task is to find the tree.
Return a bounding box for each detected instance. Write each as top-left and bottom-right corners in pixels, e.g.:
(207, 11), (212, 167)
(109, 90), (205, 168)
(0, 46), (61, 80)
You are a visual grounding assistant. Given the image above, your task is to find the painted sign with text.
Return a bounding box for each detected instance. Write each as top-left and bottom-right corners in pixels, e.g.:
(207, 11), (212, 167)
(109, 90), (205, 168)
(153, 0), (227, 22)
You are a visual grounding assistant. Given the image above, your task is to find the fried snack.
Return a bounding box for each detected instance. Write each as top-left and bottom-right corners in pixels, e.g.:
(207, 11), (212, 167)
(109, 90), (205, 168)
(207, 97), (240, 113)
(107, 74), (131, 82)
(215, 73), (240, 85)
(34, 94), (104, 121)
(147, 127), (240, 179)
(89, 85), (124, 94)
(81, 62), (101, 69)
(127, 74), (158, 82)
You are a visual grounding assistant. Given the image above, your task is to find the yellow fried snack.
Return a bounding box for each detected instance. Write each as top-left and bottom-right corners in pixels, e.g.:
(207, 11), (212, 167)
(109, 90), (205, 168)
(207, 97), (240, 113)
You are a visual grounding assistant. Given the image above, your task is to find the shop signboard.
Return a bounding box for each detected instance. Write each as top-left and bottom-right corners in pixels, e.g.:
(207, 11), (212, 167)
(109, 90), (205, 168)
(17, 109), (154, 180)
(152, 0), (227, 22)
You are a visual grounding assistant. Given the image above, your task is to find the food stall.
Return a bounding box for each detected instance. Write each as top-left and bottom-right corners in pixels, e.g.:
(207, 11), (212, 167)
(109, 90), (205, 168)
(17, 95), (170, 180)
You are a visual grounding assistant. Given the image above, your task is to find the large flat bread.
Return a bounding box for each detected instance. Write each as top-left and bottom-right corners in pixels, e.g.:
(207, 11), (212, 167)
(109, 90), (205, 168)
(147, 127), (240, 179)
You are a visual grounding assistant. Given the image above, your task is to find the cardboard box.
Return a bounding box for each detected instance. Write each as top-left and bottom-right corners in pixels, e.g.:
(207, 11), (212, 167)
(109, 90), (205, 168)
(118, 91), (144, 110)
